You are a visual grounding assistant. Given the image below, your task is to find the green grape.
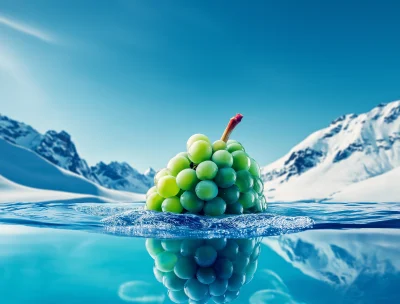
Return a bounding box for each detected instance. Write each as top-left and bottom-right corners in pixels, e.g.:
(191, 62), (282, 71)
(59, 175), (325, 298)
(155, 251), (178, 272)
(209, 279), (228, 296)
(238, 190), (256, 209)
(188, 140), (212, 164)
(254, 194), (264, 212)
(253, 176), (264, 194)
(154, 168), (170, 185)
(162, 196), (183, 213)
(180, 191), (204, 213)
(163, 271), (186, 291)
(168, 289), (188, 303)
(245, 260), (258, 283)
(162, 240), (182, 253)
(176, 151), (189, 160)
(174, 256), (198, 279)
(218, 185), (240, 204)
(195, 180), (218, 201)
(249, 158), (261, 177)
(225, 202), (243, 214)
(227, 139), (239, 145)
(214, 168), (236, 188)
(250, 244), (261, 261)
(213, 258), (233, 279)
(196, 267), (216, 284)
(181, 239), (204, 257)
(237, 239), (256, 255)
(211, 150), (233, 168)
(227, 142), (244, 153)
(204, 197), (226, 216)
(153, 266), (165, 283)
(194, 245), (217, 267)
(158, 176), (180, 198)
(146, 239), (164, 258)
(225, 290), (240, 302)
(235, 170), (254, 193)
(219, 240), (239, 261)
(196, 160), (218, 180)
(227, 273), (245, 291)
(187, 134), (211, 150)
(146, 186), (157, 198)
(176, 169), (198, 191)
(231, 151), (250, 171)
(184, 278), (208, 301)
(168, 156), (190, 177)
(205, 238), (227, 251)
(146, 193), (164, 211)
(212, 140), (227, 152)
(232, 252), (249, 274)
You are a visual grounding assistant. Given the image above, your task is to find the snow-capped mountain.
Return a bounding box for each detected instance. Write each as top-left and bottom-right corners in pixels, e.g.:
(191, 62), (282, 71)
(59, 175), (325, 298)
(0, 114), (154, 193)
(91, 162), (155, 194)
(262, 101), (400, 202)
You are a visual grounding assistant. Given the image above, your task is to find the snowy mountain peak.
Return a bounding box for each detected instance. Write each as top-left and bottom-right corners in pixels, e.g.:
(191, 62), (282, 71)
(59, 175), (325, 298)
(262, 100), (400, 202)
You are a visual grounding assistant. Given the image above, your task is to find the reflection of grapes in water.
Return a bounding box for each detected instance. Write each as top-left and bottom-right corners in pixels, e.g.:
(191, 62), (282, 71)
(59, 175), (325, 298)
(145, 114), (268, 215)
(146, 238), (261, 303)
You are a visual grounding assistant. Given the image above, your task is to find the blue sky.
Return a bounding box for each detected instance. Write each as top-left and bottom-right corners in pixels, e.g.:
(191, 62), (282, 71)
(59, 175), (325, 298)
(1, 0), (399, 172)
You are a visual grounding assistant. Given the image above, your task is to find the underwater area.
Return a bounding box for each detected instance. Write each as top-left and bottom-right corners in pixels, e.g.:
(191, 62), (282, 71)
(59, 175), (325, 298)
(0, 201), (399, 304)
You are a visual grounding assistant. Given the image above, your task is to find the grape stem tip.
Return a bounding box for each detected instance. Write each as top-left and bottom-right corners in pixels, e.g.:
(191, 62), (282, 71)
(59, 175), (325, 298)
(221, 113), (244, 142)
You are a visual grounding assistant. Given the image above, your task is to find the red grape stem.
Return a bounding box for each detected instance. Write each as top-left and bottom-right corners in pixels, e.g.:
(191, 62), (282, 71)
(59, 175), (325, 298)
(220, 113), (243, 142)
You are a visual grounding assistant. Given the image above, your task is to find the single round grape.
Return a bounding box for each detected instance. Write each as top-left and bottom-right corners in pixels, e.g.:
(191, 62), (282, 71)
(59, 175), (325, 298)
(250, 244), (261, 261)
(249, 158), (261, 177)
(219, 240), (239, 261)
(194, 245), (217, 267)
(204, 197), (226, 216)
(196, 160), (218, 180)
(209, 279), (228, 297)
(162, 196), (184, 213)
(158, 176), (180, 198)
(155, 251), (178, 272)
(212, 140), (227, 152)
(232, 252), (249, 274)
(253, 177), (264, 194)
(237, 239), (256, 256)
(174, 256), (198, 279)
(180, 191), (204, 213)
(213, 258), (233, 279)
(225, 202), (243, 214)
(195, 180), (218, 201)
(181, 239), (204, 257)
(225, 289), (240, 302)
(227, 273), (245, 291)
(187, 134), (211, 150)
(162, 240), (182, 253)
(163, 271), (186, 291)
(146, 186), (157, 198)
(196, 267), (216, 284)
(211, 150), (233, 168)
(153, 266), (165, 283)
(205, 238), (227, 251)
(176, 151), (189, 160)
(238, 190), (256, 209)
(218, 185), (240, 204)
(146, 239), (164, 258)
(245, 260), (258, 280)
(168, 156), (191, 177)
(188, 140), (212, 164)
(168, 289), (188, 303)
(184, 278), (208, 301)
(227, 139), (239, 145)
(146, 193), (164, 211)
(176, 169), (198, 191)
(227, 143), (244, 153)
(231, 151), (250, 171)
(154, 168), (170, 185)
(214, 168), (236, 188)
(235, 170), (254, 193)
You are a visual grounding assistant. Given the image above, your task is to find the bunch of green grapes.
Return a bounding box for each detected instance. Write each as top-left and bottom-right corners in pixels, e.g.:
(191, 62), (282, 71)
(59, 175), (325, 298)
(146, 238), (261, 303)
(145, 133), (267, 216)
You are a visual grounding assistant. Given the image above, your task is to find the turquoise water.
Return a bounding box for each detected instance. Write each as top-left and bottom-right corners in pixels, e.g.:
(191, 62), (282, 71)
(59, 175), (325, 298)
(0, 201), (399, 303)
